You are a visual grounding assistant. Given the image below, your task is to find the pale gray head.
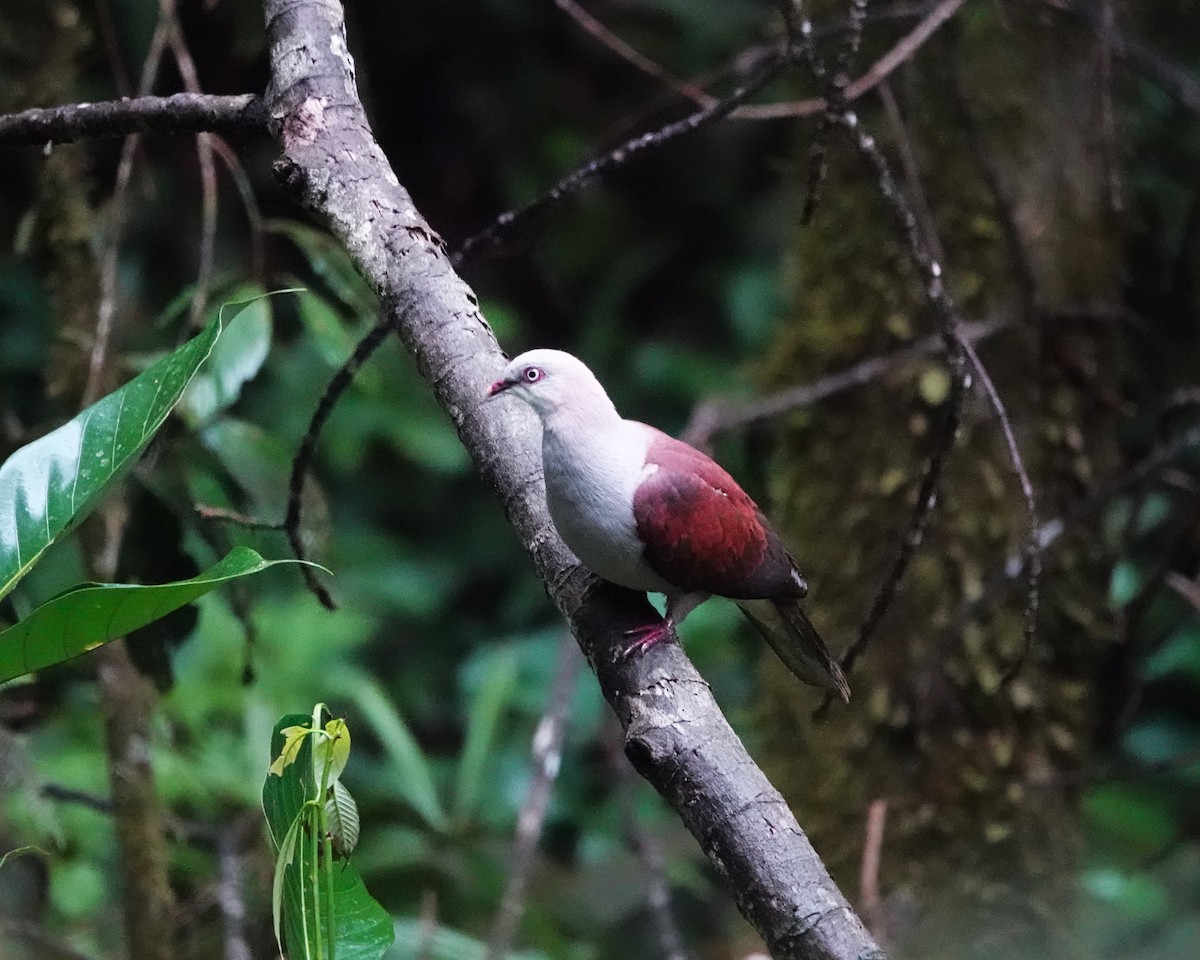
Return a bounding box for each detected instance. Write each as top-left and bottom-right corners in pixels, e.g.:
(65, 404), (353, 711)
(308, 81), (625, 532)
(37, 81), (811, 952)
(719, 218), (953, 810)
(486, 349), (617, 422)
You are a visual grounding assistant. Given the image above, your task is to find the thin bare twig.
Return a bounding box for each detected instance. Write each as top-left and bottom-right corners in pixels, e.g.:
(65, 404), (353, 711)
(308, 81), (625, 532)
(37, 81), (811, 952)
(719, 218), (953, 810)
(681, 315), (1011, 447)
(195, 503), (284, 530)
(810, 5), (975, 714)
(834, 0), (873, 85)
(208, 134), (266, 282)
(780, 0), (834, 224)
(165, 11), (219, 326)
(812, 0), (872, 225)
(955, 332), (1041, 681)
(734, 0), (967, 121)
(963, 426), (1200, 628)
(486, 639), (581, 960)
(42, 782), (115, 813)
(876, 81), (941, 260)
(91, 0), (133, 97)
(85, 14), (171, 405)
(875, 74), (1041, 682)
(1050, 0), (1200, 118)
(553, 0), (710, 105)
(285, 316), (395, 608)
(815, 370), (965, 722)
(452, 46), (793, 265)
(859, 799), (888, 945)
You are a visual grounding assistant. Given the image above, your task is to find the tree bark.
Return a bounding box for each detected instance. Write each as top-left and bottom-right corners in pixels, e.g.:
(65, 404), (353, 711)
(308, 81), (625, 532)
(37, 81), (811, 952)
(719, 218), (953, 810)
(0, 93), (266, 146)
(259, 1), (882, 957)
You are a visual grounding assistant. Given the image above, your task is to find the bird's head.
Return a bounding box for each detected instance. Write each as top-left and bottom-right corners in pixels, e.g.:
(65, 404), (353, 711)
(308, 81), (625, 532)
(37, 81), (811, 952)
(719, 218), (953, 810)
(486, 349), (614, 421)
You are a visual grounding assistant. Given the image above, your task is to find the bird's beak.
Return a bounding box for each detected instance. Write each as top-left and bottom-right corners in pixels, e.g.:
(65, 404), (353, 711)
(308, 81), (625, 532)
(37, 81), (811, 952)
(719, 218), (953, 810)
(486, 377), (514, 398)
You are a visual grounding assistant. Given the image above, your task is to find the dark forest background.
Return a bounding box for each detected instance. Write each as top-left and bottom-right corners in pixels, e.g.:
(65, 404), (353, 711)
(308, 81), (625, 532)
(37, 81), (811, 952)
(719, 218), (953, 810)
(1, 1), (1199, 958)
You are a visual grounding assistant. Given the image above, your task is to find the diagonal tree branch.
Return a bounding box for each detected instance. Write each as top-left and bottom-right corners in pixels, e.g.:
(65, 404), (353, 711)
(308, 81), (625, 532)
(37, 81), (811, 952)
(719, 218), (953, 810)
(260, 1), (883, 957)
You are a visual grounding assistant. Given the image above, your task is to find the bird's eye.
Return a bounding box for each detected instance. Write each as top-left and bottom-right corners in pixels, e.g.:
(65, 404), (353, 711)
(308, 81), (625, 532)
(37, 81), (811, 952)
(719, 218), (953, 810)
(523, 366), (544, 383)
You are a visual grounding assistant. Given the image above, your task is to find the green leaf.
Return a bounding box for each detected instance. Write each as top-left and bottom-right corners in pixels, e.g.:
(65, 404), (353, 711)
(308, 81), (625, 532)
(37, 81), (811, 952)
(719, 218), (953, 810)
(271, 724), (314, 778)
(726, 261), (783, 350)
(199, 418), (300, 519)
(336, 676), (447, 831)
(0, 547), (311, 683)
(263, 713), (394, 960)
(1109, 558), (1144, 610)
(314, 716), (351, 788)
(1082, 867), (1170, 921)
(272, 808), (305, 955)
(1084, 784), (1177, 862)
(294, 290), (378, 387)
(326, 780), (361, 858)
(455, 646), (519, 820)
(1143, 621), (1200, 682)
(267, 221), (372, 311)
(179, 287), (276, 423)
(390, 920), (552, 960)
(0, 309), (225, 603)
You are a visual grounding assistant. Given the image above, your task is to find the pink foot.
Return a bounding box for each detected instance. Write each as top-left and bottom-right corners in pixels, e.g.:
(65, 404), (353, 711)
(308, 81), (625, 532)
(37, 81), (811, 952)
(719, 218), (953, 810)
(622, 621), (672, 657)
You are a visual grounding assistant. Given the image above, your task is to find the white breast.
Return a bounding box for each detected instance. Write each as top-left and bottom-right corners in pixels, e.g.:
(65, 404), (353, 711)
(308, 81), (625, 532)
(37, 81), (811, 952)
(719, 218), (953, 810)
(541, 418), (674, 594)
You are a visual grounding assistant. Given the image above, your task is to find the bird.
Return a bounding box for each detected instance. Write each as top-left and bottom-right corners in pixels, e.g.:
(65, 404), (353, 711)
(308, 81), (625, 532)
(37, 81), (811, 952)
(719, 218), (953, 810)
(487, 348), (850, 702)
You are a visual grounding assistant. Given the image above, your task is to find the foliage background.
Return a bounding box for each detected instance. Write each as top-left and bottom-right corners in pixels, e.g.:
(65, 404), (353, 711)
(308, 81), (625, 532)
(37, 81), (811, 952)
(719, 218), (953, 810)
(1, 1), (1199, 959)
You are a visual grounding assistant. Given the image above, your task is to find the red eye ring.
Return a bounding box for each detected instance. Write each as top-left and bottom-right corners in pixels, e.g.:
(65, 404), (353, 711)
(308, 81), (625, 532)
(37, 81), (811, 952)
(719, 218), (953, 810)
(523, 366), (543, 383)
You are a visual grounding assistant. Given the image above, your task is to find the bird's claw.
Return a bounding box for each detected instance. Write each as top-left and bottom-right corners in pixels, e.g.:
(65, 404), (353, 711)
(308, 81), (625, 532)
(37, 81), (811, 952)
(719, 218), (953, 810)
(621, 622), (671, 658)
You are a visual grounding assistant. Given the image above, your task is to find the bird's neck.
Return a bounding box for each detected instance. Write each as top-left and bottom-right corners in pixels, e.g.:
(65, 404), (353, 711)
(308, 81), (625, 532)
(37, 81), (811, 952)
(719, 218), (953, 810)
(544, 389), (622, 438)
(541, 393), (632, 471)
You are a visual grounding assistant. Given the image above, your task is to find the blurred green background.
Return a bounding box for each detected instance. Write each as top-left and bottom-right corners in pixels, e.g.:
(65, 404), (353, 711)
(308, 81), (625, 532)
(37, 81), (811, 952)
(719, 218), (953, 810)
(1, 1), (1199, 959)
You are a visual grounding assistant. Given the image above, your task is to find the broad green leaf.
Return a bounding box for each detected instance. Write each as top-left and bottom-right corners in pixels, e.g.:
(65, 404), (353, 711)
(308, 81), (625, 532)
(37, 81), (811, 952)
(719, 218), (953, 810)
(0, 310), (226, 602)
(455, 646), (519, 820)
(335, 675), (447, 831)
(0, 546), (310, 683)
(263, 713), (394, 960)
(180, 287), (277, 423)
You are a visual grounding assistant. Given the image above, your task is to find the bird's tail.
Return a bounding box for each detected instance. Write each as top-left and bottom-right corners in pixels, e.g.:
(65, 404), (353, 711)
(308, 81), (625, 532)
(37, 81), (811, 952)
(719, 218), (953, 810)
(736, 598), (851, 702)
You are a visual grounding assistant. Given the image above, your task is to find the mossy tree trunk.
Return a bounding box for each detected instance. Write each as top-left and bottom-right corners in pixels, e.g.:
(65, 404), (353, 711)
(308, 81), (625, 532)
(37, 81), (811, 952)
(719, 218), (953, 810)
(757, 7), (1124, 957)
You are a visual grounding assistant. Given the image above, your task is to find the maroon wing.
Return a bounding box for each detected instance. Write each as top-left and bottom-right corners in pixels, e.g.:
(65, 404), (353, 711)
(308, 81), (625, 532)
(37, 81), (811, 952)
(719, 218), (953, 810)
(632, 430), (805, 600)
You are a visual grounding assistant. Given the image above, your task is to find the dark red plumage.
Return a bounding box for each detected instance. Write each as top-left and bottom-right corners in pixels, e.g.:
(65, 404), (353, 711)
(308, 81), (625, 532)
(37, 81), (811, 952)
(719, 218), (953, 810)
(632, 431), (807, 599)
